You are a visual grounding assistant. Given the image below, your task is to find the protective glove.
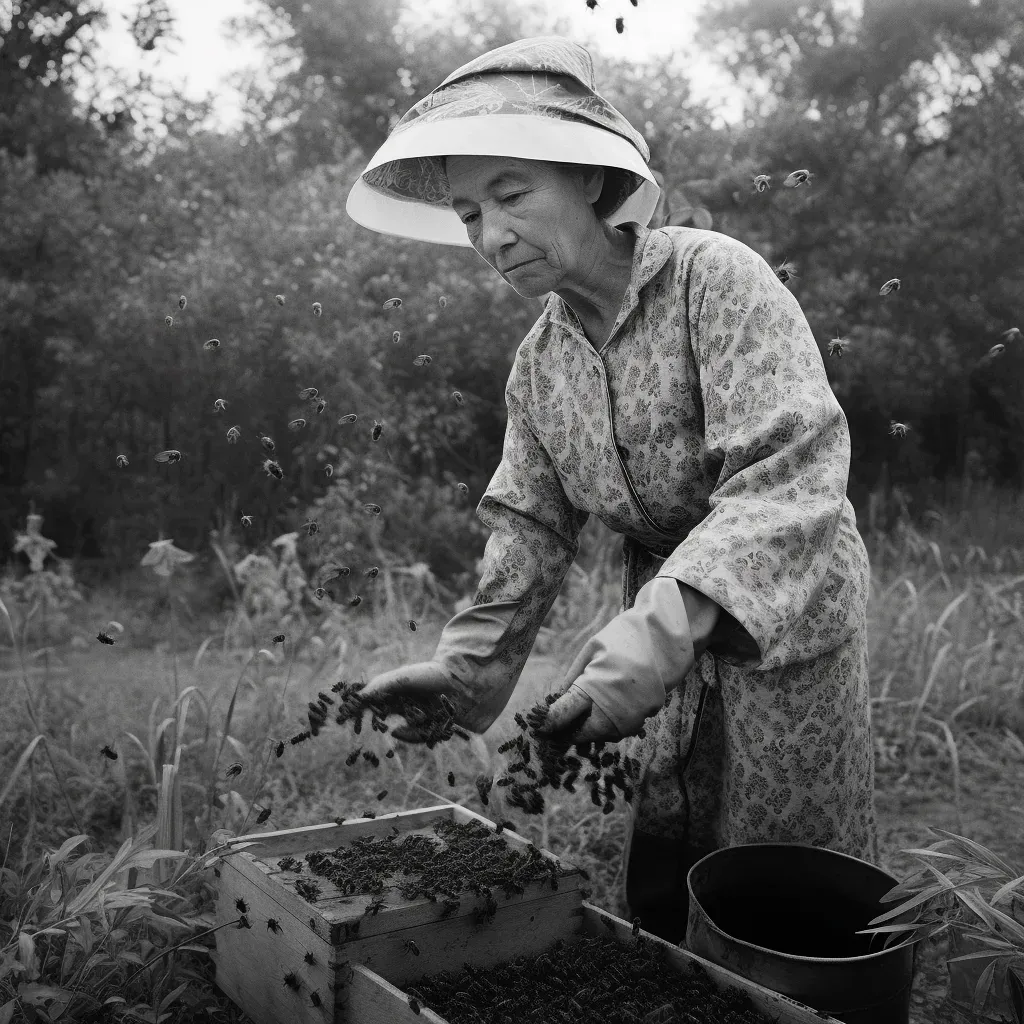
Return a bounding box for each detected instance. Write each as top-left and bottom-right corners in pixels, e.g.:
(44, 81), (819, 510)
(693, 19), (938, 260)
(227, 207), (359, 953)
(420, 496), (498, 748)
(536, 575), (696, 744)
(357, 600), (520, 741)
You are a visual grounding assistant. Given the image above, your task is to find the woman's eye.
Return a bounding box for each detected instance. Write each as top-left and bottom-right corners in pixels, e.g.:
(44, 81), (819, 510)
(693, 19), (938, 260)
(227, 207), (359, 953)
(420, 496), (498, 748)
(503, 192), (524, 204)
(462, 212), (479, 226)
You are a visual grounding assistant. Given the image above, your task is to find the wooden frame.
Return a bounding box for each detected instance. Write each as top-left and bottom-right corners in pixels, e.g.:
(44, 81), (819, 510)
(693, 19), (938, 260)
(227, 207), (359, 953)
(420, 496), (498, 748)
(212, 805), (842, 1024)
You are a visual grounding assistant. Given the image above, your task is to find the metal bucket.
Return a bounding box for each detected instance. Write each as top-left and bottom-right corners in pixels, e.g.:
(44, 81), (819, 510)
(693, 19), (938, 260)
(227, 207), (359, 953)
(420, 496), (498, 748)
(685, 844), (916, 1024)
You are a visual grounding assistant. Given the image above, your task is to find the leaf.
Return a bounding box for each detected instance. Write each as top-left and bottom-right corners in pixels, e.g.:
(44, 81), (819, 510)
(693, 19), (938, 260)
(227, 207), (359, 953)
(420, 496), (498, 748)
(0, 735), (45, 810)
(63, 823), (157, 918)
(1007, 966), (1024, 1024)
(947, 946), (1016, 964)
(929, 828), (1020, 879)
(0, 999), (16, 1024)
(19, 932), (38, 981)
(972, 957), (998, 1013)
(991, 875), (1024, 907)
(45, 836), (90, 873)
(865, 881), (949, 926)
(157, 981), (190, 1015)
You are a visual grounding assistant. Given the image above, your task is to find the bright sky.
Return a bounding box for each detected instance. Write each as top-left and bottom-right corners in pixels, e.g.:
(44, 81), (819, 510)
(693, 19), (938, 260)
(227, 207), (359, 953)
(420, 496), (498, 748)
(88, 0), (744, 131)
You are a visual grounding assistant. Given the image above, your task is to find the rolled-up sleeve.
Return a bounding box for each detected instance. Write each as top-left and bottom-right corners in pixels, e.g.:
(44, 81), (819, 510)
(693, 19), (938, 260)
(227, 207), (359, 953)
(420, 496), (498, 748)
(658, 238), (859, 671)
(433, 374), (589, 731)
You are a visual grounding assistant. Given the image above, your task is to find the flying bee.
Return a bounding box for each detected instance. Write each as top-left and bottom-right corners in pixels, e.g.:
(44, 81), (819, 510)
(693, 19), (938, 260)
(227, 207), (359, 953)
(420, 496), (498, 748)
(371, 420), (383, 441)
(586, 0), (597, 7)
(452, 390), (465, 406)
(299, 387), (318, 401)
(314, 586), (326, 600)
(456, 482), (469, 496)
(275, 294), (286, 306)
(828, 336), (848, 358)
(115, 454), (129, 468)
(225, 425), (241, 444)
(303, 519), (318, 537)
(413, 354), (432, 366)
(447, 771), (455, 786)
(338, 413), (358, 425)
(774, 260), (797, 284)
(615, 15), (624, 32)
(349, 595), (362, 607)
(256, 806), (272, 824)
(409, 620), (417, 631)
(392, 330), (401, 344)
(783, 168), (812, 187)
(1001, 327), (1021, 343)
(879, 277), (901, 296)
(319, 562), (350, 585)
(164, 315), (174, 327)
(752, 174), (771, 192)
(376, 789), (388, 800)
(889, 420), (909, 437)
(225, 761), (244, 778)
(364, 566), (379, 579)
(260, 435), (275, 453)
(100, 744), (118, 760)
(987, 343), (1006, 359)
(154, 449), (182, 464)
(288, 417), (306, 431)
(213, 398), (227, 412)
(178, 295), (187, 310)
(382, 297), (402, 311)
(316, 399), (327, 414)
(363, 503), (381, 515)
(325, 464), (333, 478)
(312, 301), (322, 317)
(203, 338), (220, 351)
(263, 458), (283, 479)
(275, 741), (285, 758)
(240, 513), (253, 527)
(438, 295), (447, 309)
(272, 633), (286, 644)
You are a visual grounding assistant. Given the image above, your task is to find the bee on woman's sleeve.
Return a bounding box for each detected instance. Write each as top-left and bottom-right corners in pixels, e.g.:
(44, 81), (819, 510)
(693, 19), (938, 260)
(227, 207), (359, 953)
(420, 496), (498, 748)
(773, 260), (797, 284)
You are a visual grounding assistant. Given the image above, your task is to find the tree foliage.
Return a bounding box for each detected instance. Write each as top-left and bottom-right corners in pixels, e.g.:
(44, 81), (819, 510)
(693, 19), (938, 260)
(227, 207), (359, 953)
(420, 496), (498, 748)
(2, 0), (1024, 582)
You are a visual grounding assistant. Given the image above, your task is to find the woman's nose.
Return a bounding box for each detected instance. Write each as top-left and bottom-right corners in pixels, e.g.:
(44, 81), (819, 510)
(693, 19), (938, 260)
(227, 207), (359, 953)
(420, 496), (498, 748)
(479, 209), (517, 259)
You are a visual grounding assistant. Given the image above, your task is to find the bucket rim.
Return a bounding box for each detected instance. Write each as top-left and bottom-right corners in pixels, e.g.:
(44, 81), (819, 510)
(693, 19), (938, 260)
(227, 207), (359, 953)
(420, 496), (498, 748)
(686, 842), (918, 965)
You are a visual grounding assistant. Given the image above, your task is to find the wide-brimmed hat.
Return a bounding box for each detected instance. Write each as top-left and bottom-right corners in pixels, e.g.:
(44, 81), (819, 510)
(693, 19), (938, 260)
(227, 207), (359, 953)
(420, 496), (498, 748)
(345, 36), (662, 247)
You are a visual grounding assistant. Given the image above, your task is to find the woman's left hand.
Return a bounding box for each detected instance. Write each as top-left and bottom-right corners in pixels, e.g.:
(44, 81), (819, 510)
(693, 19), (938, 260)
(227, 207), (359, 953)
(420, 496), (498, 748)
(535, 682), (623, 744)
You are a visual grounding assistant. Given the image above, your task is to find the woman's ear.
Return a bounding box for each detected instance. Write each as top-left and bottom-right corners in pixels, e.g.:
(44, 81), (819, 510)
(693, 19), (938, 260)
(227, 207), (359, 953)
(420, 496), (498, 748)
(580, 165), (605, 205)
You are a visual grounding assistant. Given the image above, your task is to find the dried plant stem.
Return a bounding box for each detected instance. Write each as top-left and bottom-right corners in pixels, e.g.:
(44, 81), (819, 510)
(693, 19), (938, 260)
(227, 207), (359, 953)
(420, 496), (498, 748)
(124, 915), (247, 986)
(0, 597), (82, 832)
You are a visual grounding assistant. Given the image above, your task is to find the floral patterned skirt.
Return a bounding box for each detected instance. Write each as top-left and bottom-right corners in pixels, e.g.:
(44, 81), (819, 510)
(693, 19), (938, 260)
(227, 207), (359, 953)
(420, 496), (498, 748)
(620, 537), (879, 870)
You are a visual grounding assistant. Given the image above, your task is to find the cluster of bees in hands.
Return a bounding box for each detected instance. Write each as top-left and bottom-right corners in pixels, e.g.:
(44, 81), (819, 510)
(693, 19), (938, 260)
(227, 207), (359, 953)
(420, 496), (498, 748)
(753, 168), (1021, 441)
(405, 930), (775, 1023)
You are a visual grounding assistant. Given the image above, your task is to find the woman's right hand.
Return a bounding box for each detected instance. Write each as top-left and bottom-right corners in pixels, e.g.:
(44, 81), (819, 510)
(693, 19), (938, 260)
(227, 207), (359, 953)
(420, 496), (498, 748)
(357, 662), (460, 742)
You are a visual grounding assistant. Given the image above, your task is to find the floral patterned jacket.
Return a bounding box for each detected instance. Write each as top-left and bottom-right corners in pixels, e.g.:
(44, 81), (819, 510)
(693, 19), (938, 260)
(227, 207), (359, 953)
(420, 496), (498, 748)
(435, 222), (878, 860)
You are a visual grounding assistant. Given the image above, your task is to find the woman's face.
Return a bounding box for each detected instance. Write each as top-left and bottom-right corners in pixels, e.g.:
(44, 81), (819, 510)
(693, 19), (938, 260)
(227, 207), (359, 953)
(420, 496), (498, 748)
(446, 155), (604, 298)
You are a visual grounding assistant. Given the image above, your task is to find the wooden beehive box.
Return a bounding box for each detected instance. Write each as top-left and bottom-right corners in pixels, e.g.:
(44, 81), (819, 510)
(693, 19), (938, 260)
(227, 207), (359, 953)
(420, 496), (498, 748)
(212, 803), (842, 1024)
(211, 803), (585, 1024)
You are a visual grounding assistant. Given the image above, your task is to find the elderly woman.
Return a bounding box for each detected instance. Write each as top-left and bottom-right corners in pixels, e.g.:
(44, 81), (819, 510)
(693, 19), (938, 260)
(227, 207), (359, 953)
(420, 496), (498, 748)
(348, 36), (878, 944)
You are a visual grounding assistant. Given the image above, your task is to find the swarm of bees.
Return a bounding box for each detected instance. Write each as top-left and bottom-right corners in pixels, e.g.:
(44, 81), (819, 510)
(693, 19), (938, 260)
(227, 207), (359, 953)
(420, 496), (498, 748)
(407, 931), (774, 1023)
